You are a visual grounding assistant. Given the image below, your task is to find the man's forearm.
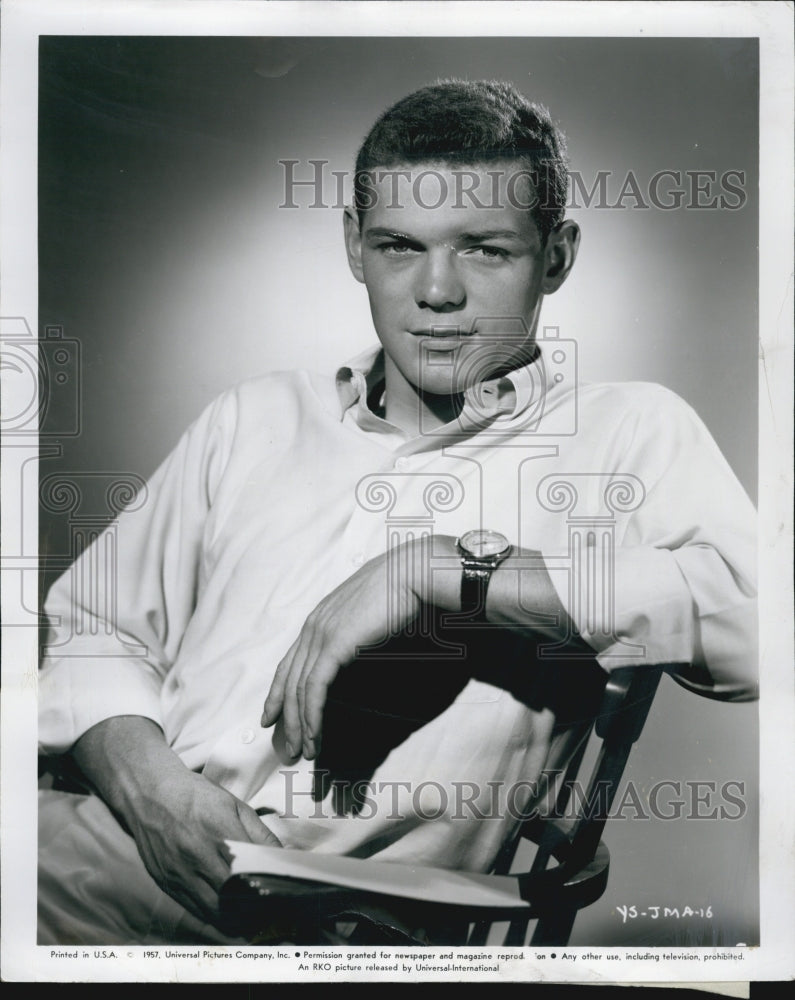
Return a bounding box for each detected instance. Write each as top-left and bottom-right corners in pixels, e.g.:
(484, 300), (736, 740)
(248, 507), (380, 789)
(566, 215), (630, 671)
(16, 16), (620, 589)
(419, 534), (591, 649)
(70, 715), (189, 822)
(419, 536), (756, 696)
(70, 715), (283, 924)
(262, 533), (596, 758)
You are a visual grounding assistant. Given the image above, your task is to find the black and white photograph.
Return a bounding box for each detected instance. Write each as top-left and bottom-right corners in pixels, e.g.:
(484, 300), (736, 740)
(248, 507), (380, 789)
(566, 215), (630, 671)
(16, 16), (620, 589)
(1, 0), (792, 986)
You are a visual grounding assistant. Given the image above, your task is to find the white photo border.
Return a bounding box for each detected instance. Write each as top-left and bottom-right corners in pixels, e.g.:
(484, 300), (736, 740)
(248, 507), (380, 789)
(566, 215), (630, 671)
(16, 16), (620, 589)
(1, 0), (792, 985)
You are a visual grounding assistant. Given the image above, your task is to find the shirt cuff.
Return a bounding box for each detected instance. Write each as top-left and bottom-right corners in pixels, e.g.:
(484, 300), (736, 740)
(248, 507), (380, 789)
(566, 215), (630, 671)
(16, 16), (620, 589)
(542, 545), (696, 671)
(38, 656), (164, 755)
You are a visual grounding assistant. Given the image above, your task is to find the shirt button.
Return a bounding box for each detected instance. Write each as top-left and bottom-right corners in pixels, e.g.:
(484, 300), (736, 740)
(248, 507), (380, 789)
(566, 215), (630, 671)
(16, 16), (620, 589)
(395, 456), (409, 471)
(240, 728), (256, 744)
(352, 552), (366, 567)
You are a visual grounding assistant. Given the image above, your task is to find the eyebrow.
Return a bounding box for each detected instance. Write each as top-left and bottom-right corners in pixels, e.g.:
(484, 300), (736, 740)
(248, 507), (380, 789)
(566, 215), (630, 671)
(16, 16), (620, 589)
(457, 229), (526, 242)
(364, 227), (527, 242)
(364, 228), (420, 241)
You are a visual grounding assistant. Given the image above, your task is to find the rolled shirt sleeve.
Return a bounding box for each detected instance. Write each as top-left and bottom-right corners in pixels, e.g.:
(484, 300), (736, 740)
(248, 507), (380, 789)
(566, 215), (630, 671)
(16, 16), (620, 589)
(38, 391), (238, 755)
(542, 384), (757, 695)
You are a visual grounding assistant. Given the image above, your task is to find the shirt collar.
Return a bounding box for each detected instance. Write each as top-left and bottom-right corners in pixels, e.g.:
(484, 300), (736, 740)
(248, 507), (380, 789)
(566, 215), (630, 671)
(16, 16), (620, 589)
(335, 345), (386, 417)
(335, 344), (548, 424)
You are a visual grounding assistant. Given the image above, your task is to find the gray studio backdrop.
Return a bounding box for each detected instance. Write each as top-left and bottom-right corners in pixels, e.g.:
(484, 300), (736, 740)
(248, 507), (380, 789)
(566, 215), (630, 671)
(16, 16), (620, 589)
(38, 35), (759, 946)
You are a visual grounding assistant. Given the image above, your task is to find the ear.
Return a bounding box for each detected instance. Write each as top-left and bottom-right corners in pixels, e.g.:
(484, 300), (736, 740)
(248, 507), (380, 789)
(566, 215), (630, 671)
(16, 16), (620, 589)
(541, 220), (580, 294)
(343, 206), (365, 284)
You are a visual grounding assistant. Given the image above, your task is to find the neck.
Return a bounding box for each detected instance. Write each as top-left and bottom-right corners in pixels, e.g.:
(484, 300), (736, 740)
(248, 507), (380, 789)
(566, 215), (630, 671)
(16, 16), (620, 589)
(382, 355), (462, 436)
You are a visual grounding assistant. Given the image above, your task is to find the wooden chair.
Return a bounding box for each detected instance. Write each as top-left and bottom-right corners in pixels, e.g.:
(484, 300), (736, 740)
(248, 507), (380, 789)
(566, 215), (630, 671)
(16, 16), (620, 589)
(221, 664), (678, 946)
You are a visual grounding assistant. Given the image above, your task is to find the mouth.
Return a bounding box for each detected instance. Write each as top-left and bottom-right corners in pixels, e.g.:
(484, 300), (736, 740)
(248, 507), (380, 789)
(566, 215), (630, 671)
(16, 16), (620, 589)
(410, 329), (472, 352)
(418, 340), (462, 353)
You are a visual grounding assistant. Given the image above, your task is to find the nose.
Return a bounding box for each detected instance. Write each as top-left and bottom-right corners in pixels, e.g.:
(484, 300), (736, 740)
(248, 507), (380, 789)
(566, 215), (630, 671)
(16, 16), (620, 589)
(414, 247), (466, 312)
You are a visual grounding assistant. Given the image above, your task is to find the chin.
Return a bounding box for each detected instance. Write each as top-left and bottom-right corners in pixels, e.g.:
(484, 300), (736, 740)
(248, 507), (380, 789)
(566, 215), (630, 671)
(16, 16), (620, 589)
(412, 369), (461, 398)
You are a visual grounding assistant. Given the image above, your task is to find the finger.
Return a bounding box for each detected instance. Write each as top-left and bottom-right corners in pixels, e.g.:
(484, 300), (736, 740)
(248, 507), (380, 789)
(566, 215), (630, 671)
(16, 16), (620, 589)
(295, 626), (328, 752)
(189, 868), (229, 926)
(237, 803), (283, 848)
(300, 654), (339, 758)
(185, 837), (253, 929)
(283, 619), (323, 756)
(184, 839), (235, 894)
(261, 635), (300, 727)
(298, 604), (346, 743)
(261, 648), (295, 727)
(156, 863), (222, 925)
(281, 660), (304, 760)
(295, 633), (334, 757)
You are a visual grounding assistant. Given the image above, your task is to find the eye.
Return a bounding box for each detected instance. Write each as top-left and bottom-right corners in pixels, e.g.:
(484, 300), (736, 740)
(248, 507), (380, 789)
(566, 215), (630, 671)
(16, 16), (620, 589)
(463, 245), (510, 261)
(378, 240), (420, 256)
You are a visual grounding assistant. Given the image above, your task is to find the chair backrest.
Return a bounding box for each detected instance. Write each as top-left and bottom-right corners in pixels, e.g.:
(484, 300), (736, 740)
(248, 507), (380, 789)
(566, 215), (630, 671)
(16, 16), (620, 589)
(222, 664), (679, 947)
(467, 664), (665, 946)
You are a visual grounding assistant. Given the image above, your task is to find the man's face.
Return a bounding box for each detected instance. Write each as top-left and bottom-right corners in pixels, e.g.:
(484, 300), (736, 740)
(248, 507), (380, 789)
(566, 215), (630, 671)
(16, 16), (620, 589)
(344, 161), (578, 401)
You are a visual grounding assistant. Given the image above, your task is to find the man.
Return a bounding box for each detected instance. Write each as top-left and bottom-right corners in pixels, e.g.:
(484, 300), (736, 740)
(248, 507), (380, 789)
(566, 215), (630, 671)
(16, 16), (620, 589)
(38, 80), (757, 945)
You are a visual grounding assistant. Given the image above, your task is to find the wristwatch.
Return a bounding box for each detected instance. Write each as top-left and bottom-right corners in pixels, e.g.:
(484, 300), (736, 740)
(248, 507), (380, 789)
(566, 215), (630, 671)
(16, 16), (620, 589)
(455, 529), (513, 621)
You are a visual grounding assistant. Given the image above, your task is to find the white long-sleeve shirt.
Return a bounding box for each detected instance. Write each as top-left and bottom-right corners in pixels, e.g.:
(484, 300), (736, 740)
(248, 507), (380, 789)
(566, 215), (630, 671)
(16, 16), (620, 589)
(38, 344), (757, 872)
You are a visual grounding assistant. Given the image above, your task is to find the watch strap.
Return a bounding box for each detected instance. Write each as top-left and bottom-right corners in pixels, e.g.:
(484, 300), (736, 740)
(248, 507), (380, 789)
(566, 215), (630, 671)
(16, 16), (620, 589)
(456, 532), (512, 623)
(460, 565), (494, 621)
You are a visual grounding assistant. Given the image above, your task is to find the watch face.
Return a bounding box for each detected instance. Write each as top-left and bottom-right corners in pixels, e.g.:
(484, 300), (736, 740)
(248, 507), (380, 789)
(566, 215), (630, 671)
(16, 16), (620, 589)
(459, 529), (510, 558)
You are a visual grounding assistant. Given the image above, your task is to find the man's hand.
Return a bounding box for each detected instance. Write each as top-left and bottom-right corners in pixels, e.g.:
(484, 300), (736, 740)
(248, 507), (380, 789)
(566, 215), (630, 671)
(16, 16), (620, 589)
(70, 716), (282, 928)
(259, 533), (591, 762)
(121, 766), (281, 926)
(261, 542), (424, 760)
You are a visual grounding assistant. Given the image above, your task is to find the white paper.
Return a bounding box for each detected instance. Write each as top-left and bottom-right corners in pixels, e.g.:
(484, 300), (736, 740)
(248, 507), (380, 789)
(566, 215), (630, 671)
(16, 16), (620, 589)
(227, 841), (526, 908)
